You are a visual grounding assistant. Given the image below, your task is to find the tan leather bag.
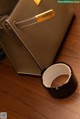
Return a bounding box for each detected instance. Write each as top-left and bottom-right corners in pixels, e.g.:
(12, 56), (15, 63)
(0, 0), (73, 75)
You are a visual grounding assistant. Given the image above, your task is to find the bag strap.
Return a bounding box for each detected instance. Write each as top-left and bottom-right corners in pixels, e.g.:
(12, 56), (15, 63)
(14, 9), (55, 29)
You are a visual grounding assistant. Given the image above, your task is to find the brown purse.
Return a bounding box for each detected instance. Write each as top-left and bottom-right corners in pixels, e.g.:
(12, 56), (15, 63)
(0, 0), (73, 75)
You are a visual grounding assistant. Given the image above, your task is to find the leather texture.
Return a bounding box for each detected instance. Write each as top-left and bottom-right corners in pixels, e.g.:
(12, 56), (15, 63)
(0, 0), (74, 75)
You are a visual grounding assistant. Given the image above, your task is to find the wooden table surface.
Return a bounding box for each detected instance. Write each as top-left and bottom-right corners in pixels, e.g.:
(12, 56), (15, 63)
(0, 4), (80, 119)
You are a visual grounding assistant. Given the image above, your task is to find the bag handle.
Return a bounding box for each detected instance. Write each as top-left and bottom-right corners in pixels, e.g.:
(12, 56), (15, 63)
(14, 9), (55, 29)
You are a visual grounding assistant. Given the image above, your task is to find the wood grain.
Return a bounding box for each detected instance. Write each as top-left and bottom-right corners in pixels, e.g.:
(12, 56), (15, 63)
(0, 4), (80, 119)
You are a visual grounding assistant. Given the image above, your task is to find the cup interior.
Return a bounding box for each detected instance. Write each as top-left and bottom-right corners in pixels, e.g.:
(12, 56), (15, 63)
(42, 63), (71, 88)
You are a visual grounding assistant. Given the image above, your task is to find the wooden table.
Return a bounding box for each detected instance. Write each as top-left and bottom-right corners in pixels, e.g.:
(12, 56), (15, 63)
(0, 4), (80, 119)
